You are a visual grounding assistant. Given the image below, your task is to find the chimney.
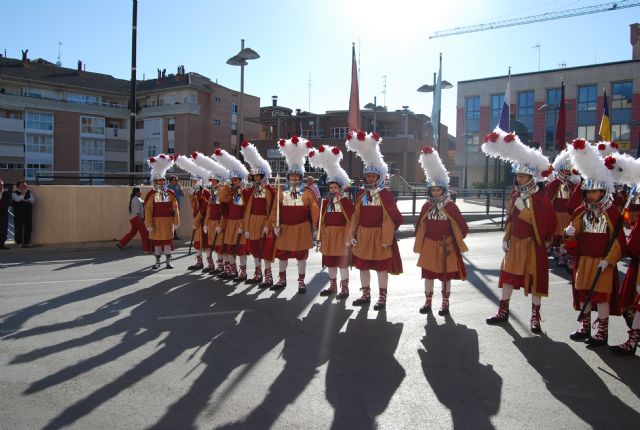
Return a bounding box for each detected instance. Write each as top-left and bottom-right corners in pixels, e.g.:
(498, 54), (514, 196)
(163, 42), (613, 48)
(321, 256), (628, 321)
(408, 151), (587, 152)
(77, 60), (82, 71)
(272, 95), (278, 107)
(21, 49), (29, 65)
(631, 23), (640, 60)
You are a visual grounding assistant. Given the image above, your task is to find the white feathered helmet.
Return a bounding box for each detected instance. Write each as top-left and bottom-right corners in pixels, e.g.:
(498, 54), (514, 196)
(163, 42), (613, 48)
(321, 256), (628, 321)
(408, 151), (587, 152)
(419, 145), (449, 188)
(148, 153), (174, 181)
(277, 135), (313, 178)
(567, 138), (613, 192)
(595, 141), (620, 157)
(482, 128), (553, 181)
(191, 151), (229, 183)
(552, 148), (581, 184)
(603, 151), (640, 187)
(212, 148), (249, 181)
(174, 154), (211, 183)
(240, 140), (272, 179)
(308, 144), (350, 189)
(345, 131), (388, 181)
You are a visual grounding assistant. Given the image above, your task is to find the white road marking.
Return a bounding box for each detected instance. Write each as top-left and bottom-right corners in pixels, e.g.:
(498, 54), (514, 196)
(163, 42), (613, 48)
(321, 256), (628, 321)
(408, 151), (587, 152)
(157, 310), (254, 320)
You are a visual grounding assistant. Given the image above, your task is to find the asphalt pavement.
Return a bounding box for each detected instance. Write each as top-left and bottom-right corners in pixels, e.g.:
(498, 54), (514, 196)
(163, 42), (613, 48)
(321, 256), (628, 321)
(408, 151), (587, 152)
(0, 232), (639, 429)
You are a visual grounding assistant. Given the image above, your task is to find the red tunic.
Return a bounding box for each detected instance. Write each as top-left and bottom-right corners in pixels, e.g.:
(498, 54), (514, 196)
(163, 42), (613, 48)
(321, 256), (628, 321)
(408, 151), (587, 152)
(618, 221), (640, 311)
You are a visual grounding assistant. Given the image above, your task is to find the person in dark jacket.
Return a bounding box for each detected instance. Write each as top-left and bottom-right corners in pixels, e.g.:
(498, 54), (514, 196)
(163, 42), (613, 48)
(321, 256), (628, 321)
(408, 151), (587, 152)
(12, 180), (35, 247)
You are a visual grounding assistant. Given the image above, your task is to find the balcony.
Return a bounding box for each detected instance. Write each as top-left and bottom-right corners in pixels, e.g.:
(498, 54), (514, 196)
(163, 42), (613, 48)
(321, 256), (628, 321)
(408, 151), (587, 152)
(0, 93), (128, 117)
(139, 103), (201, 116)
(0, 117), (24, 133)
(105, 127), (128, 140)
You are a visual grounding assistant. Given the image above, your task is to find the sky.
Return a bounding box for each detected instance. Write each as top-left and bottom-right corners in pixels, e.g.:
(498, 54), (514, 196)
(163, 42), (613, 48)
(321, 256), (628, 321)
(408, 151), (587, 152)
(1, 0), (637, 136)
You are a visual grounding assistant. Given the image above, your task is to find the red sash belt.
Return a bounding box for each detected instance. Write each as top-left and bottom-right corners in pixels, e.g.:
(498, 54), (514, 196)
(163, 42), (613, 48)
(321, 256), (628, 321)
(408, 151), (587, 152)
(251, 197), (267, 215)
(325, 212), (346, 227)
(153, 201), (173, 217)
(578, 232), (609, 257)
(424, 219), (452, 241)
(227, 204), (245, 220)
(280, 205), (310, 225)
(359, 206), (383, 227)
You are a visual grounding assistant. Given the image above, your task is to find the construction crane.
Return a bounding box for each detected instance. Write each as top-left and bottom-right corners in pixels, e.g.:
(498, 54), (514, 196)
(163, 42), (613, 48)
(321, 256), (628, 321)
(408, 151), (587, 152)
(430, 0), (640, 38)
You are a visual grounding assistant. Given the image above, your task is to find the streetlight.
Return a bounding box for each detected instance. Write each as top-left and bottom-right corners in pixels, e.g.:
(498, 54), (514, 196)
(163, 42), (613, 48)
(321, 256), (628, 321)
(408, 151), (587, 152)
(227, 39), (260, 155)
(418, 74), (453, 153)
(364, 96), (379, 132)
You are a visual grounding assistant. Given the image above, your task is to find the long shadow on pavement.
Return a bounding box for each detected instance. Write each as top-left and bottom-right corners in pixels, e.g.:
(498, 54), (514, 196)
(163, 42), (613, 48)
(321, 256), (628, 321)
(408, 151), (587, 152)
(419, 312), (502, 429)
(499, 324), (640, 428)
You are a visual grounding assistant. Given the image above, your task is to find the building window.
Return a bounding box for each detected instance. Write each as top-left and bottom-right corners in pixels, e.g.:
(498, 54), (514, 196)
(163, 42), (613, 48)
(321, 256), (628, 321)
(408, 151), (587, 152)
(611, 81), (632, 109)
(231, 129), (238, 135)
(168, 118), (175, 131)
(81, 116), (105, 135)
(25, 111), (53, 131)
(0, 162), (24, 169)
(26, 134), (53, 153)
(136, 120), (144, 129)
(213, 120), (221, 126)
(490, 94), (504, 127)
(577, 125), (596, 141)
(25, 163), (53, 180)
(67, 93), (99, 105)
(612, 123), (630, 141)
(80, 160), (105, 180)
(135, 139), (144, 149)
(517, 91), (534, 117)
(214, 96), (221, 103)
(231, 103), (238, 113)
(147, 145), (157, 158)
(214, 141), (220, 147)
(330, 127), (347, 139)
(465, 96), (480, 120)
(80, 139), (105, 157)
(578, 85), (597, 111)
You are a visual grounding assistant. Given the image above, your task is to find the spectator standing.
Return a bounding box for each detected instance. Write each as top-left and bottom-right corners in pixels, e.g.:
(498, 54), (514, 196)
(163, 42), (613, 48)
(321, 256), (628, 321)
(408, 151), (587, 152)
(0, 179), (11, 249)
(389, 169), (404, 198)
(117, 187), (150, 252)
(306, 176), (321, 203)
(167, 175), (184, 239)
(12, 180), (34, 247)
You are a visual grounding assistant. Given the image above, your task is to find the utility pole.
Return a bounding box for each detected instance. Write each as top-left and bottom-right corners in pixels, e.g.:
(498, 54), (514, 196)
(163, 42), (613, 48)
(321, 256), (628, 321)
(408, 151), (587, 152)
(129, 0), (138, 185)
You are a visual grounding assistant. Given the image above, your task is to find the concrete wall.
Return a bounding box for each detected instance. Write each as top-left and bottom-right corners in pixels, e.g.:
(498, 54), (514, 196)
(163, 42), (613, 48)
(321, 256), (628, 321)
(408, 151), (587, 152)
(27, 185), (193, 245)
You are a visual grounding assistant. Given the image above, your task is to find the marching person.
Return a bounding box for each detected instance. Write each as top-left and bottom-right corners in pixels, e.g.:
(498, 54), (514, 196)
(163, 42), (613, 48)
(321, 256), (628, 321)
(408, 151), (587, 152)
(613, 205), (640, 355)
(545, 149), (582, 266)
(117, 186), (150, 253)
(175, 155), (212, 271)
(193, 151), (230, 275)
(214, 148), (252, 281)
(482, 129), (556, 333)
(413, 146), (468, 315)
(268, 136), (319, 294)
(144, 154), (180, 269)
(564, 139), (626, 346)
(240, 141), (277, 287)
(309, 144), (355, 298)
(346, 131), (404, 310)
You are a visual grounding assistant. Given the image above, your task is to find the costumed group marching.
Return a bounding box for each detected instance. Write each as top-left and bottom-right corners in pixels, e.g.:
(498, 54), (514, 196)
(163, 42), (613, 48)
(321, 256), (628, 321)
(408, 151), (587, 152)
(139, 129), (640, 357)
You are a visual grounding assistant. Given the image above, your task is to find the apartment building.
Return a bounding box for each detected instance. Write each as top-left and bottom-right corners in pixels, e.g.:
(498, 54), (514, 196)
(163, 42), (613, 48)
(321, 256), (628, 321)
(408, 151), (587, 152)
(0, 53), (259, 183)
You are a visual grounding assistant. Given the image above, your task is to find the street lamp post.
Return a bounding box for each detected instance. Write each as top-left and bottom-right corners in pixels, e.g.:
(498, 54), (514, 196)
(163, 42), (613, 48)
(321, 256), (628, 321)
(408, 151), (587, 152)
(417, 73), (453, 153)
(227, 39), (260, 155)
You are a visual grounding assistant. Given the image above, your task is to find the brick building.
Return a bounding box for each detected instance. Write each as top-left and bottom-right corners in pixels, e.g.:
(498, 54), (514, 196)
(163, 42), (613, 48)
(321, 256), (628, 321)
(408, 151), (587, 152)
(456, 23), (640, 188)
(252, 96), (455, 185)
(0, 53), (259, 183)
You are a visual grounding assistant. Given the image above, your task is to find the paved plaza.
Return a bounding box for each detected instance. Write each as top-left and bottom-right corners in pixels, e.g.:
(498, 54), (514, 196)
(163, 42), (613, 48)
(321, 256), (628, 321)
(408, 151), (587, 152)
(1, 232), (639, 429)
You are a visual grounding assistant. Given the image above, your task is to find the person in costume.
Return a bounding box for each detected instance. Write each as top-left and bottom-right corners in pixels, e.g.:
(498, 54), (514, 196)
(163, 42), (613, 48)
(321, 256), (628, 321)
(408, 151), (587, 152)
(240, 141), (277, 287)
(144, 154), (180, 269)
(267, 136), (319, 294)
(564, 139), (626, 346)
(482, 129), (556, 334)
(309, 144), (355, 298)
(613, 207), (640, 355)
(545, 149), (582, 267)
(175, 155), (212, 271)
(345, 131), (404, 310)
(214, 148), (252, 281)
(193, 151), (230, 275)
(413, 145), (468, 315)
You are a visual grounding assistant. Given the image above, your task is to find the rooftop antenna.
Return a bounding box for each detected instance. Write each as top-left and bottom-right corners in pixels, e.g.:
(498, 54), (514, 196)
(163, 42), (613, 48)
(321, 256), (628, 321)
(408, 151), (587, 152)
(382, 75), (387, 109)
(308, 73), (311, 112)
(532, 42), (540, 71)
(56, 41), (62, 67)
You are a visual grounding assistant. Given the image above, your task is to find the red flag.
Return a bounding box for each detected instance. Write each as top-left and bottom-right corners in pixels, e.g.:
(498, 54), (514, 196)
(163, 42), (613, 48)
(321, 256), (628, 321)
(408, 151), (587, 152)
(348, 43), (360, 132)
(555, 80), (566, 151)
